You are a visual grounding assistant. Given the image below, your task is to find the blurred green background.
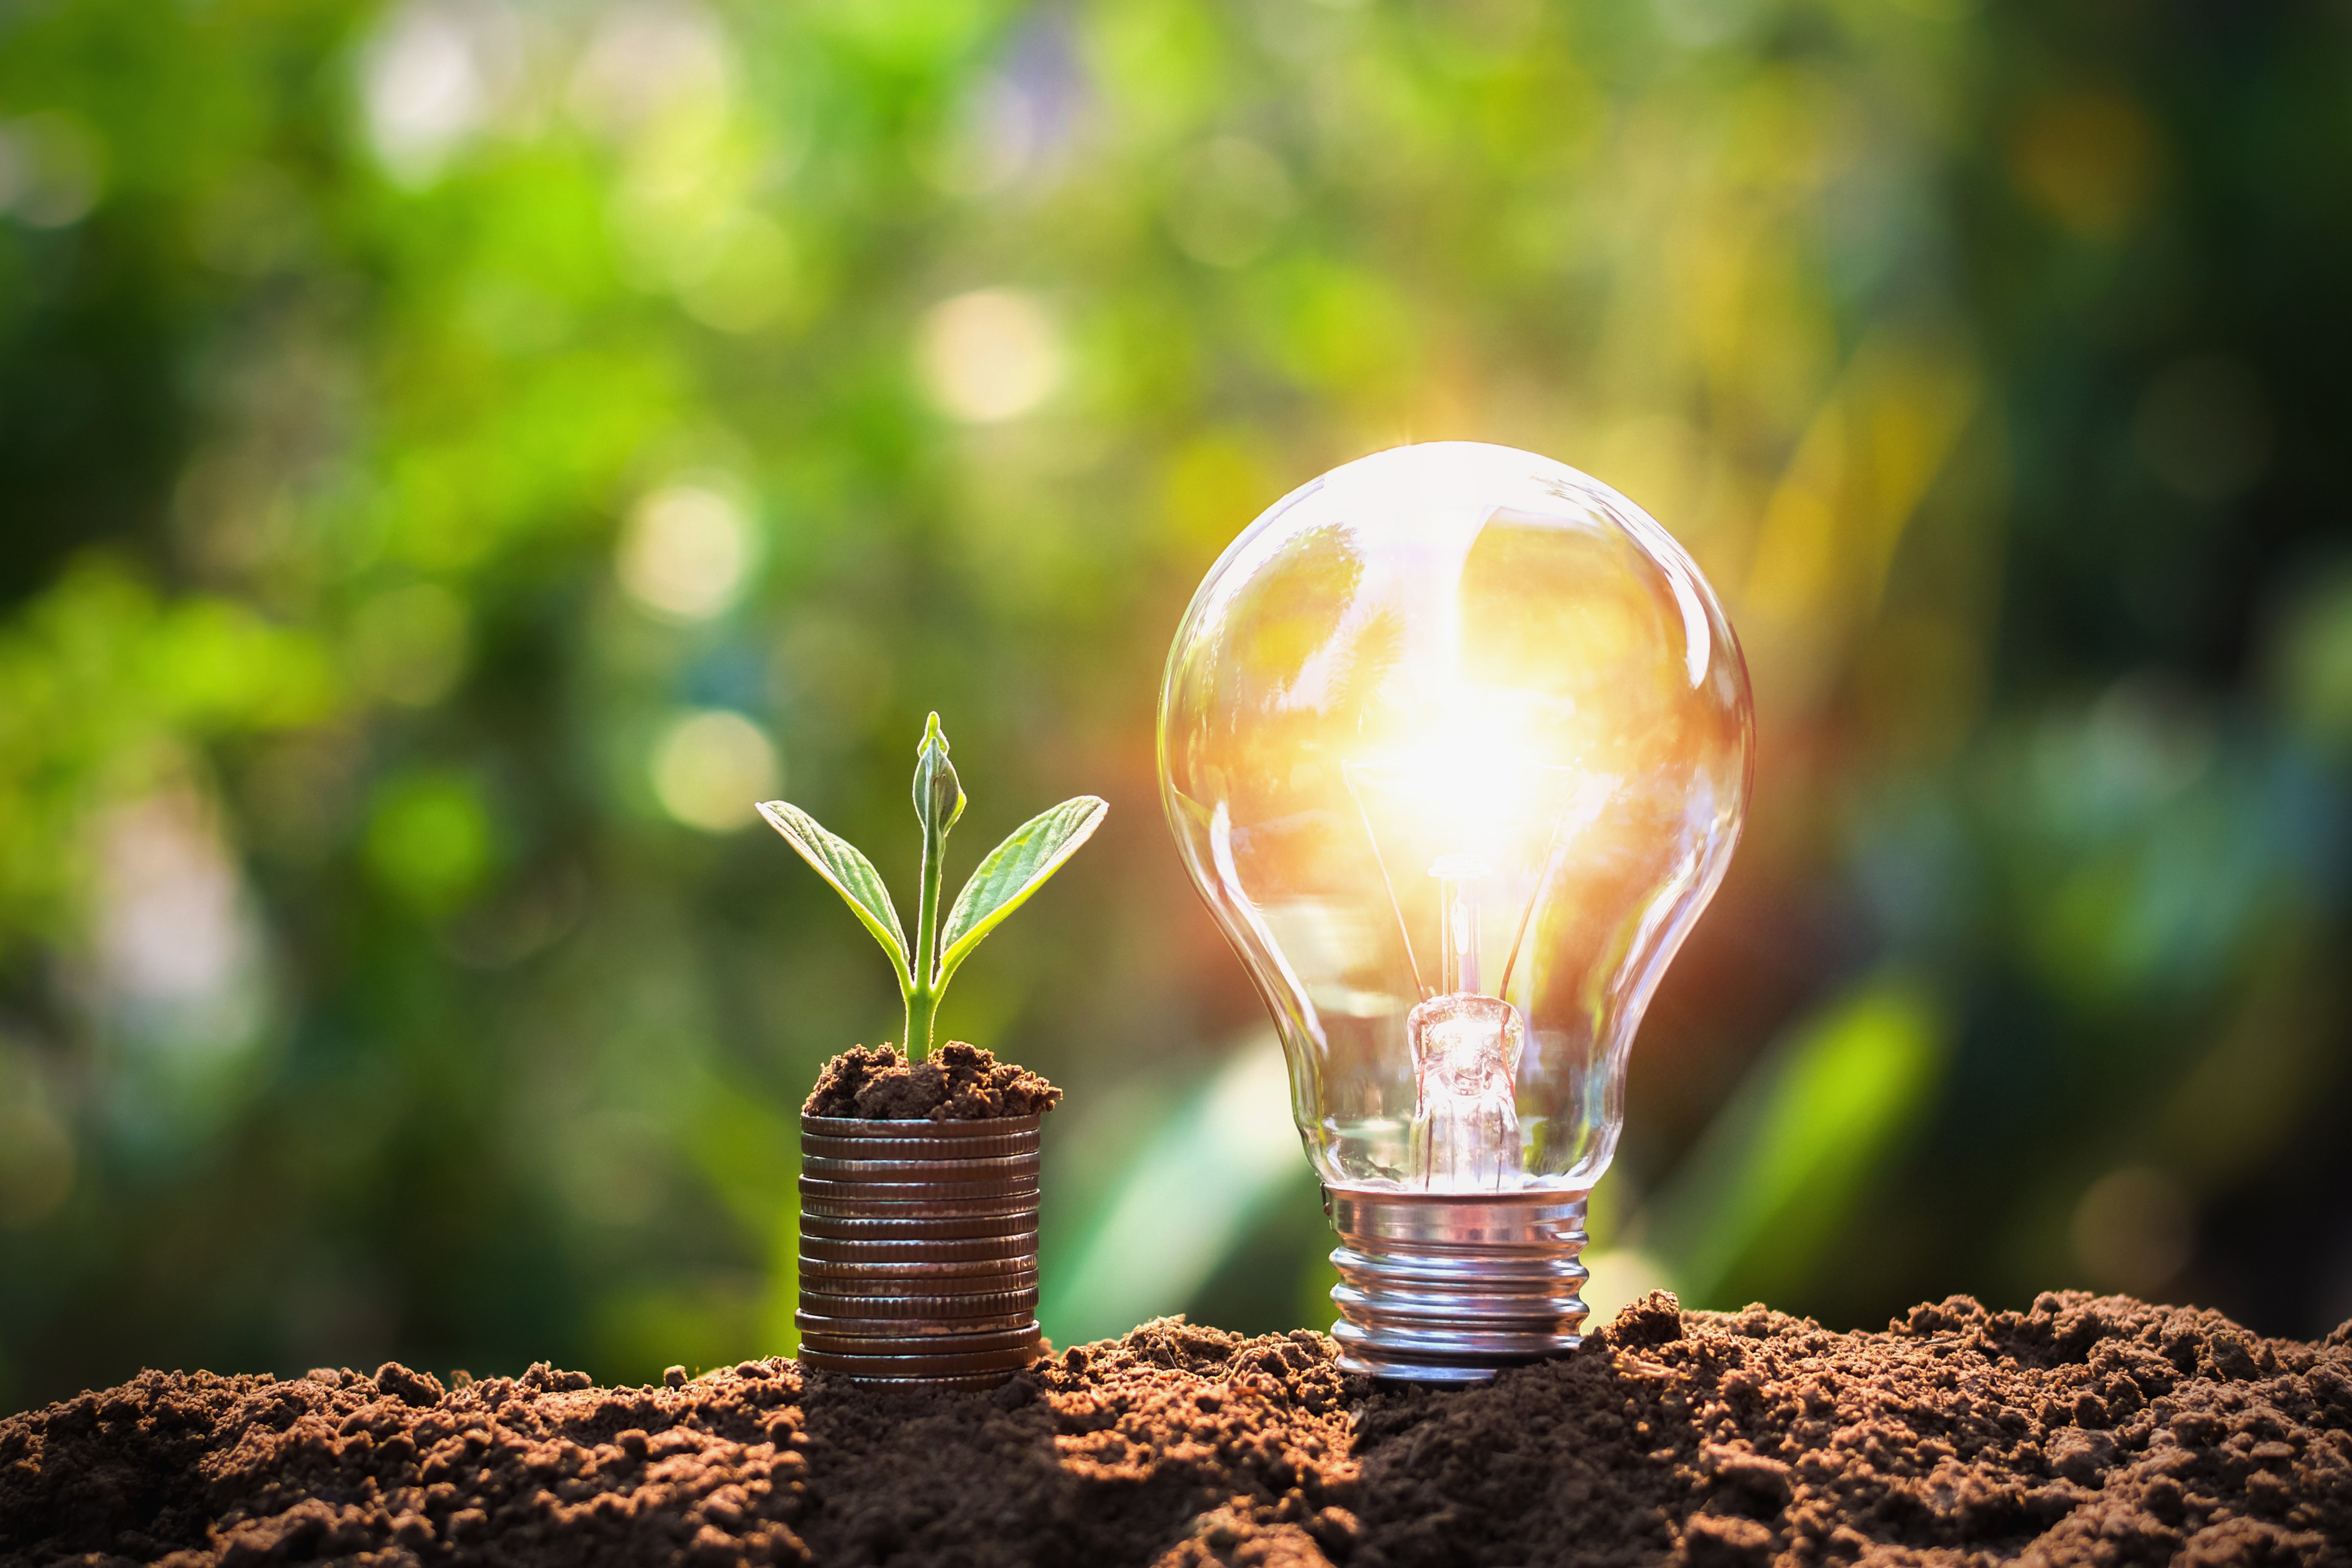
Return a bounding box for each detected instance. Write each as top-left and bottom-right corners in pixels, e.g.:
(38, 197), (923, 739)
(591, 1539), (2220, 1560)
(3, 0), (2349, 1414)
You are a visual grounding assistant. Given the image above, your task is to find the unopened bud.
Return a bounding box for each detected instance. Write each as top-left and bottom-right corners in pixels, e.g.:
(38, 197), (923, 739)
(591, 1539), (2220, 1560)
(913, 711), (965, 837)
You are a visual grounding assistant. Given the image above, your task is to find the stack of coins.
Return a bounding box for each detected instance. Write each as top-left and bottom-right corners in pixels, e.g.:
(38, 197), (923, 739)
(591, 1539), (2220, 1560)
(794, 1113), (1043, 1389)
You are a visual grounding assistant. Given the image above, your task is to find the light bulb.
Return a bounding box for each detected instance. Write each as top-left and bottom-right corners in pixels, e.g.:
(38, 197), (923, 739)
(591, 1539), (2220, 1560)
(1157, 441), (1753, 1381)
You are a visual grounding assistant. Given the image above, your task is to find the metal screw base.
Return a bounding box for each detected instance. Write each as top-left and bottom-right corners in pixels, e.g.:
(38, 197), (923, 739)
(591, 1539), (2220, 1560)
(796, 1113), (1043, 1388)
(1324, 1185), (1590, 1383)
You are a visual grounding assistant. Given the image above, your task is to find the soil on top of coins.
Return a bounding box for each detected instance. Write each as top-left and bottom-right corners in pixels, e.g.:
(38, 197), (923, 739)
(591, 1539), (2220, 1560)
(802, 1041), (1060, 1121)
(4, 1291), (2347, 1568)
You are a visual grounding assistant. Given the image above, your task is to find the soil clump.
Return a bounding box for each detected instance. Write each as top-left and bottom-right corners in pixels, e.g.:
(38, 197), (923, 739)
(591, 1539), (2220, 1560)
(802, 1041), (1060, 1122)
(3, 1292), (2345, 1567)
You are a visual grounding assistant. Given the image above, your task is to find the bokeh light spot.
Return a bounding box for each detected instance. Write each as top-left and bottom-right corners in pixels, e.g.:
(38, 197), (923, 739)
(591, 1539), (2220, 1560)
(651, 709), (778, 832)
(360, 1), (518, 183)
(2009, 89), (2159, 240)
(94, 787), (262, 1046)
(617, 484), (757, 621)
(568, 0), (732, 138)
(0, 113), (105, 228)
(917, 288), (1064, 423)
(366, 772), (493, 915)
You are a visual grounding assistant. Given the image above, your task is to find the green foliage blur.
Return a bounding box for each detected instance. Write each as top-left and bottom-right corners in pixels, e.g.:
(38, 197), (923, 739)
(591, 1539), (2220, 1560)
(3, 0), (2349, 1412)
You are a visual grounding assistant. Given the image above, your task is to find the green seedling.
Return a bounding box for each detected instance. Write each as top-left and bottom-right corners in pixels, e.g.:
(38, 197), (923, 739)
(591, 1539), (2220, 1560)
(758, 713), (1107, 1056)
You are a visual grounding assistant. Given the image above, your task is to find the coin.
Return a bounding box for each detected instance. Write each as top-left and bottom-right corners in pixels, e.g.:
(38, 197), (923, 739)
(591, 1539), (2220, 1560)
(798, 1230), (1037, 1265)
(798, 1212), (1038, 1243)
(799, 1174), (1039, 1202)
(800, 1154), (1040, 1182)
(800, 1269), (1039, 1300)
(798, 1193), (1038, 1222)
(795, 1308), (1035, 1338)
(796, 1287), (1037, 1320)
(795, 1321), (1041, 1356)
(800, 1114), (1044, 1140)
(798, 1255), (1037, 1285)
(801, 1132), (1040, 1164)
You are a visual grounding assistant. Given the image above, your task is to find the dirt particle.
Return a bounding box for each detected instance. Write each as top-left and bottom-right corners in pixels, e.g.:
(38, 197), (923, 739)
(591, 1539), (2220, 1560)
(372, 1361), (444, 1408)
(1680, 1513), (1776, 1567)
(519, 1361), (591, 1393)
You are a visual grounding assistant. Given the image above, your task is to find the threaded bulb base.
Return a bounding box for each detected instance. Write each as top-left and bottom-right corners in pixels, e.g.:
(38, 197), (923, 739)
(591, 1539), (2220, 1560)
(1324, 1186), (1590, 1383)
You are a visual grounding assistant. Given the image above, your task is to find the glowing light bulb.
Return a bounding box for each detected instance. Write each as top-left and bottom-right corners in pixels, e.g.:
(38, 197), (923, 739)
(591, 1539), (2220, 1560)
(1157, 441), (1753, 1381)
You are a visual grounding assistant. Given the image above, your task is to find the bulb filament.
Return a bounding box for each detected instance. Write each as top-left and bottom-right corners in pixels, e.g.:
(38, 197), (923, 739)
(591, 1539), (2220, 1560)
(1432, 853), (1488, 995)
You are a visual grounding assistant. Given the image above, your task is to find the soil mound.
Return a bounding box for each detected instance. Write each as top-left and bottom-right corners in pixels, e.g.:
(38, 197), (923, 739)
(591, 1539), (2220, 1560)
(3, 1292), (2345, 1567)
(802, 1041), (1060, 1121)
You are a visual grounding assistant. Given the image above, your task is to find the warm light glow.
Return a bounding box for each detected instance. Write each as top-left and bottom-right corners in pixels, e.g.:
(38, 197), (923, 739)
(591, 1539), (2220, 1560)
(1344, 694), (1576, 868)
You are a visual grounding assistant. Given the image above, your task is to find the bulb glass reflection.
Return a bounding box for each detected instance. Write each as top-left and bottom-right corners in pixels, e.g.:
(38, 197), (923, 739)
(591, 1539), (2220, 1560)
(1159, 442), (1752, 1201)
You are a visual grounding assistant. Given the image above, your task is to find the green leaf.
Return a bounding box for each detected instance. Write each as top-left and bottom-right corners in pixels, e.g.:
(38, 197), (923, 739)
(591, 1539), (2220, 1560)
(757, 799), (913, 989)
(936, 795), (1108, 983)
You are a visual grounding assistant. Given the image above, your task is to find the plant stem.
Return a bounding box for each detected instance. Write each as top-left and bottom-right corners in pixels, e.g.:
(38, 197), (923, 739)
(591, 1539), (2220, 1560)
(907, 794), (947, 1056)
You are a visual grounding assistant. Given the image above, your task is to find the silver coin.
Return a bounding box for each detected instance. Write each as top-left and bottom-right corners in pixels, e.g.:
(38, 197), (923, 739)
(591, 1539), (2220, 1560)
(798, 1195), (1038, 1222)
(798, 1231), (1037, 1264)
(800, 1269), (1039, 1300)
(802, 1132), (1040, 1164)
(796, 1287), (1037, 1320)
(801, 1114), (1044, 1140)
(799, 1174), (1039, 1202)
(799, 1212), (1038, 1243)
(796, 1321), (1041, 1356)
(798, 1255), (1037, 1284)
(795, 1308), (1035, 1337)
(801, 1155), (1040, 1184)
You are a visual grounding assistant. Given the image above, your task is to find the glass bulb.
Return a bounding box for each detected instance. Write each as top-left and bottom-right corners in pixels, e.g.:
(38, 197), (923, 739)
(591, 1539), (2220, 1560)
(1157, 442), (1753, 1380)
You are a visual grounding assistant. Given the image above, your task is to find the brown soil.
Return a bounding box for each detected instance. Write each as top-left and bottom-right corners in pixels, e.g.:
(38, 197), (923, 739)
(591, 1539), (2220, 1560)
(801, 1042), (1060, 1121)
(3, 1292), (2345, 1568)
